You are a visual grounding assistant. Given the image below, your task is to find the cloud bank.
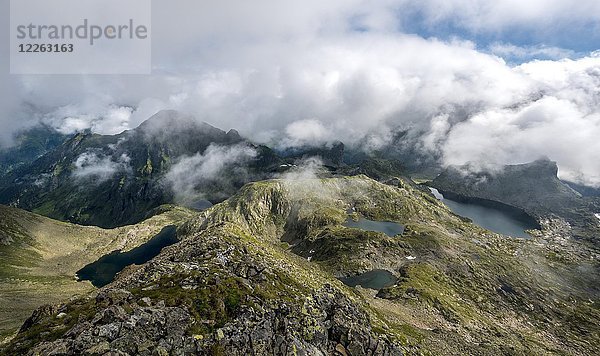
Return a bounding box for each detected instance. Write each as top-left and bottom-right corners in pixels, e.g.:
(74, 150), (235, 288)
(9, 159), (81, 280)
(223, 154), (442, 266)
(1, 0), (600, 185)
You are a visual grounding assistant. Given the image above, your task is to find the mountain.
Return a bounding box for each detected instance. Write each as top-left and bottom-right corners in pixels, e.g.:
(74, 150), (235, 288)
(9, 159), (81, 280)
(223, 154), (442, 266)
(431, 159), (580, 215)
(4, 176), (598, 355)
(278, 141), (346, 167)
(355, 128), (443, 178)
(0, 110), (284, 228)
(0, 203), (194, 341)
(430, 159), (600, 242)
(564, 180), (600, 197)
(333, 157), (405, 181)
(0, 110), (412, 229)
(0, 125), (69, 176)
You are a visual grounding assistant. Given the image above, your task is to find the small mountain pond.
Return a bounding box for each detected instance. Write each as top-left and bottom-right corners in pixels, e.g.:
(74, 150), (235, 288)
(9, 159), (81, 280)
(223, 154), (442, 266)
(339, 269), (397, 290)
(77, 225), (178, 287)
(343, 217), (404, 237)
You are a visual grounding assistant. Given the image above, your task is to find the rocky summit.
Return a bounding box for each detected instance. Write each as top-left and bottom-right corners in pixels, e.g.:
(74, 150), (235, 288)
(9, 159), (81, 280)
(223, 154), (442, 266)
(3, 176), (598, 355)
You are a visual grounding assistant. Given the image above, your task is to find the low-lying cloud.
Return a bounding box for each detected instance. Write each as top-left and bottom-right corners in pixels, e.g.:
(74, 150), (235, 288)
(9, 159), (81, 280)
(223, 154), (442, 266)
(165, 143), (258, 205)
(72, 151), (131, 182)
(279, 157), (341, 203)
(437, 56), (600, 186)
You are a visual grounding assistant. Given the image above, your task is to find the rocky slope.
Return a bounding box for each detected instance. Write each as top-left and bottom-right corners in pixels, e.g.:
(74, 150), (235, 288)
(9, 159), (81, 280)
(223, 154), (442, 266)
(0, 204), (194, 341)
(4, 176), (598, 355)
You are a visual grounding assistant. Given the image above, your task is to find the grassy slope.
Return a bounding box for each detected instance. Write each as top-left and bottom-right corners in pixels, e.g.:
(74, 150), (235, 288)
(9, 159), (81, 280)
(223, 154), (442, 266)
(0, 204), (194, 341)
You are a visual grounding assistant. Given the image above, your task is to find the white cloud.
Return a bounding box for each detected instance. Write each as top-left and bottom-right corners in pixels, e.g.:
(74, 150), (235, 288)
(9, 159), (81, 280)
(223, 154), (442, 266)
(72, 152), (131, 182)
(279, 157), (338, 202)
(41, 104), (133, 136)
(165, 144), (258, 204)
(280, 156), (324, 181)
(1, 0), (600, 186)
(283, 119), (331, 147)
(441, 96), (600, 186)
(488, 43), (577, 61)
(421, 114), (451, 152)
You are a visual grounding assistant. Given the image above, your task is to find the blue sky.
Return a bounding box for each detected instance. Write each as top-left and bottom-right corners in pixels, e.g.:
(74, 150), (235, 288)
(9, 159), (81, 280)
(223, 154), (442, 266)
(402, 16), (597, 62)
(386, 1), (599, 63)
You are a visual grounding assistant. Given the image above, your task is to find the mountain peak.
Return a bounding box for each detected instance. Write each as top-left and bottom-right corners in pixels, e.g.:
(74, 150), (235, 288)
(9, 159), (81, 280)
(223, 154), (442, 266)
(136, 110), (213, 134)
(134, 110), (245, 146)
(226, 129), (242, 141)
(526, 158), (558, 177)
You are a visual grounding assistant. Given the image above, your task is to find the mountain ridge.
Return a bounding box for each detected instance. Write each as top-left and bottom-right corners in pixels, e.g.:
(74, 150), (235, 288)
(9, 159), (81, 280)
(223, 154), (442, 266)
(0, 110), (407, 229)
(0, 110), (283, 228)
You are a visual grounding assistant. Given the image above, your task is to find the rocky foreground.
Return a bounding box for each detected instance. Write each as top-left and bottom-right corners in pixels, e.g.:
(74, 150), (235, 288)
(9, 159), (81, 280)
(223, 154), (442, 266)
(2, 176), (599, 355)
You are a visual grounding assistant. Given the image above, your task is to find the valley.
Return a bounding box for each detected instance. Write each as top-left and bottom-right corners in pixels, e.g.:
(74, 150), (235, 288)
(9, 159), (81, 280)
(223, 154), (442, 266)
(0, 204), (194, 341)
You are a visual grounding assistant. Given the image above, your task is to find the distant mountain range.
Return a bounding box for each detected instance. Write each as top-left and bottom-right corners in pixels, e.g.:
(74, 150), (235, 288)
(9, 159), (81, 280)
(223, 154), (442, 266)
(1, 110), (598, 235)
(0, 111), (278, 227)
(0, 110), (405, 228)
(0, 125), (69, 176)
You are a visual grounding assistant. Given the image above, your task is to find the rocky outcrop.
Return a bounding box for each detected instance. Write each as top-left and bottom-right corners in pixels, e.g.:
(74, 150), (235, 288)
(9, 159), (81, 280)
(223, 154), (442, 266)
(21, 285), (400, 356)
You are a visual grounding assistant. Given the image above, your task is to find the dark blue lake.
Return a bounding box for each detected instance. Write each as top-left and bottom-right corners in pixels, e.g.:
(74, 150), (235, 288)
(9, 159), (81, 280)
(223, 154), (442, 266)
(339, 269), (397, 290)
(428, 187), (538, 238)
(77, 225), (178, 287)
(344, 217), (405, 236)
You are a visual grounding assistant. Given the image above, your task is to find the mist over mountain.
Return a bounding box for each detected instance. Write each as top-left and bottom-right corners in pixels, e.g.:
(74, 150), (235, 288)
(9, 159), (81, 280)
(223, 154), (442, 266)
(0, 125), (69, 176)
(0, 110), (284, 227)
(1, 1), (600, 354)
(2, 1), (600, 187)
(0, 110), (408, 228)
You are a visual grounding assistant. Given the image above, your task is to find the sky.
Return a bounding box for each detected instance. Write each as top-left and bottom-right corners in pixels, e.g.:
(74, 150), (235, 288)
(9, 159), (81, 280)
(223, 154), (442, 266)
(1, 0), (600, 185)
